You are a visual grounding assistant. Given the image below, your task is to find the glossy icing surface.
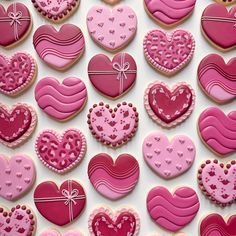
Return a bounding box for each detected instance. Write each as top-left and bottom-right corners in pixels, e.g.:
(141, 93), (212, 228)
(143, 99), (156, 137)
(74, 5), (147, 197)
(40, 230), (83, 236)
(198, 107), (236, 156)
(146, 186), (200, 232)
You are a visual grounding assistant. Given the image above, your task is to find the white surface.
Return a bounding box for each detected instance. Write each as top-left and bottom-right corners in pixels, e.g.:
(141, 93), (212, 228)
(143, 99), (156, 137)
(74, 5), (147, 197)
(0, 0), (236, 235)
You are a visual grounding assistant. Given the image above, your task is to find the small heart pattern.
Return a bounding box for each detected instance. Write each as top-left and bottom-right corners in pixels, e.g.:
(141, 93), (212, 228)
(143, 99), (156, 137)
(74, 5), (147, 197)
(88, 53), (137, 99)
(40, 230), (83, 236)
(198, 159), (236, 207)
(143, 132), (195, 179)
(87, 5), (137, 51)
(144, 81), (195, 128)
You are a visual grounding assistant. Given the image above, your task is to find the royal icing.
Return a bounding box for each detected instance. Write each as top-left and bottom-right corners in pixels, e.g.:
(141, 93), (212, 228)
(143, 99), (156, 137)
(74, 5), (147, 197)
(143, 29), (195, 75)
(40, 230), (83, 236)
(144, 0), (196, 26)
(34, 180), (86, 226)
(201, 4), (236, 51)
(87, 102), (139, 147)
(35, 77), (87, 121)
(88, 153), (139, 200)
(144, 81), (195, 128)
(143, 132), (195, 179)
(0, 103), (37, 148)
(198, 107), (236, 156)
(87, 5), (137, 51)
(88, 53), (137, 99)
(35, 129), (86, 174)
(146, 186), (200, 232)
(33, 24), (85, 70)
(0, 3), (31, 47)
(214, 0), (236, 5)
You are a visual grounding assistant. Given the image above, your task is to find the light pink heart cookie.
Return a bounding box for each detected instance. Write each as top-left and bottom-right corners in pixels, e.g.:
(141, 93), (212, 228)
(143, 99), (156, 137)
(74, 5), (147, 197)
(40, 230), (83, 236)
(87, 102), (139, 148)
(0, 154), (35, 201)
(143, 132), (195, 179)
(87, 5), (137, 51)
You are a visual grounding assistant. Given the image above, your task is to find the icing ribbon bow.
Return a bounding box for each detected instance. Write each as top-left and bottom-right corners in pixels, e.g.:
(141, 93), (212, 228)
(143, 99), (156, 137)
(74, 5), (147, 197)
(62, 189), (79, 205)
(8, 11), (22, 26)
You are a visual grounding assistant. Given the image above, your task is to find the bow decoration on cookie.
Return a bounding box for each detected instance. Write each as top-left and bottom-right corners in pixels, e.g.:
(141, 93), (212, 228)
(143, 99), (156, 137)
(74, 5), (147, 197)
(62, 189), (79, 206)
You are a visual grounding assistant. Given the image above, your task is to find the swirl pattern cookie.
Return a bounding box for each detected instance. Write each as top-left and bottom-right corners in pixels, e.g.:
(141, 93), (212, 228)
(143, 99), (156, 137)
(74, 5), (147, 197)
(198, 54), (236, 104)
(87, 5), (137, 52)
(33, 24), (85, 71)
(143, 29), (195, 75)
(40, 230), (83, 236)
(88, 153), (139, 200)
(198, 107), (236, 156)
(146, 186), (200, 232)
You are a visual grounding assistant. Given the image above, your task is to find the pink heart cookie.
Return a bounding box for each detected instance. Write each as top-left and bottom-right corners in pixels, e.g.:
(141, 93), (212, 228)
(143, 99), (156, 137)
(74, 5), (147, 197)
(0, 3), (32, 48)
(88, 153), (139, 200)
(201, 4), (236, 51)
(34, 180), (86, 226)
(35, 129), (86, 174)
(88, 53), (137, 99)
(33, 24), (85, 71)
(144, 81), (195, 128)
(146, 186), (200, 232)
(198, 107), (236, 156)
(40, 230), (83, 236)
(0, 103), (37, 148)
(87, 102), (139, 148)
(143, 30), (195, 75)
(0, 154), (35, 201)
(35, 77), (87, 121)
(143, 132), (195, 179)
(87, 5), (137, 51)
(0, 53), (37, 96)
(198, 159), (236, 207)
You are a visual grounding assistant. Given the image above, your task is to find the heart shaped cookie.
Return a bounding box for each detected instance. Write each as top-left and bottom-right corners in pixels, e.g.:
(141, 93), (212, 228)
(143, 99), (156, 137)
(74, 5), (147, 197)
(215, 0), (236, 5)
(146, 186), (200, 232)
(87, 5), (137, 52)
(40, 230), (83, 236)
(201, 4), (236, 51)
(89, 207), (140, 236)
(31, 0), (80, 22)
(143, 132), (195, 179)
(0, 103), (37, 148)
(143, 30), (195, 75)
(198, 159), (236, 207)
(35, 129), (86, 174)
(198, 107), (236, 156)
(0, 53), (37, 96)
(34, 180), (86, 226)
(144, 81), (195, 128)
(0, 3), (32, 48)
(198, 54), (236, 104)
(0, 154), (35, 201)
(33, 24), (85, 71)
(88, 53), (137, 99)
(87, 102), (139, 148)
(35, 77), (87, 121)
(88, 153), (139, 200)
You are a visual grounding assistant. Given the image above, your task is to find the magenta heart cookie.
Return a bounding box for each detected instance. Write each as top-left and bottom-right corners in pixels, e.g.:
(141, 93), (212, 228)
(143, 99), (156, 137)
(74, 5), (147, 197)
(87, 5), (137, 51)
(146, 186), (200, 232)
(35, 77), (87, 121)
(31, 0), (80, 22)
(88, 153), (139, 200)
(144, 81), (195, 128)
(0, 154), (35, 201)
(34, 180), (86, 226)
(0, 103), (37, 148)
(143, 132), (195, 179)
(87, 102), (139, 148)
(33, 24), (85, 71)
(201, 4), (236, 51)
(89, 207), (140, 236)
(88, 53), (137, 99)
(198, 107), (236, 156)
(198, 159), (236, 207)
(0, 205), (36, 236)
(40, 230), (83, 236)
(0, 3), (32, 48)
(143, 30), (195, 75)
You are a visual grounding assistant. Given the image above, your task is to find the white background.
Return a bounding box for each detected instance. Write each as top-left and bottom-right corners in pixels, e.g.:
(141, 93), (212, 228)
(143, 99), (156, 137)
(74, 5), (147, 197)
(0, 0), (236, 235)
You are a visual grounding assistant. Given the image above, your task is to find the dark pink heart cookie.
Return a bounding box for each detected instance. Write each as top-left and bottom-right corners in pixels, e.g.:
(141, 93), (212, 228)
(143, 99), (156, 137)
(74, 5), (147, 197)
(35, 129), (86, 174)
(88, 53), (137, 99)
